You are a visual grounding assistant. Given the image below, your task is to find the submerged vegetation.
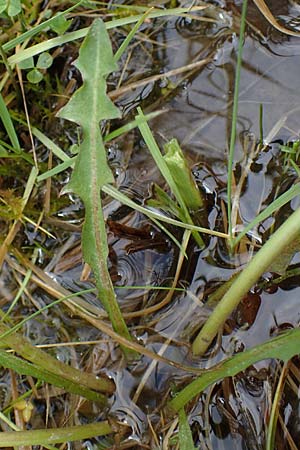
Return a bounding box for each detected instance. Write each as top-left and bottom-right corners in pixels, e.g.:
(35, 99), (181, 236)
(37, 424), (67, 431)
(1, 0), (300, 448)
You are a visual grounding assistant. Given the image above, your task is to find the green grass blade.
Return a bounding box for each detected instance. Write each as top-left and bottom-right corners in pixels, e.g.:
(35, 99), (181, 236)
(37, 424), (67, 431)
(135, 107), (189, 214)
(169, 328), (300, 412)
(22, 166), (38, 206)
(233, 182), (300, 246)
(56, 19), (134, 356)
(0, 422), (112, 446)
(0, 297), (114, 395)
(7, 7), (205, 65)
(0, 351), (106, 403)
(0, 411), (57, 450)
(37, 158), (75, 182)
(0, 321), (114, 393)
(114, 8), (152, 63)
(32, 126), (70, 161)
(2, 0), (84, 52)
(103, 184), (228, 238)
(0, 91), (20, 152)
(266, 362), (288, 450)
(227, 0), (248, 241)
(104, 110), (163, 142)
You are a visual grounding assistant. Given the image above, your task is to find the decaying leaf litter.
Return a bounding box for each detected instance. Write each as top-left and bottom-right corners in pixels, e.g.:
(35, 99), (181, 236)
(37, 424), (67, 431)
(1, 0), (300, 448)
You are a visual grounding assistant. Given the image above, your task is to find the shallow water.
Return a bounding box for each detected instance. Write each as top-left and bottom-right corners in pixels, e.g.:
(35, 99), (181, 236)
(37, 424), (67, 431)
(111, 1), (300, 447)
(2, 0), (300, 448)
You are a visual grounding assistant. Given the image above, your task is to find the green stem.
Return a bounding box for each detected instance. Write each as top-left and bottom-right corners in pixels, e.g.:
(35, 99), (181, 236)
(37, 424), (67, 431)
(0, 321), (114, 394)
(0, 422), (112, 446)
(192, 206), (300, 356)
(227, 0), (248, 241)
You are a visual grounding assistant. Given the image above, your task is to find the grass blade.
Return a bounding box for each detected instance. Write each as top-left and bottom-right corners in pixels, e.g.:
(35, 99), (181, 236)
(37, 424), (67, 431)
(233, 182), (300, 246)
(114, 8), (153, 63)
(7, 7), (207, 65)
(0, 91), (20, 152)
(0, 351), (106, 403)
(2, 1), (85, 53)
(103, 184), (228, 238)
(227, 0), (248, 241)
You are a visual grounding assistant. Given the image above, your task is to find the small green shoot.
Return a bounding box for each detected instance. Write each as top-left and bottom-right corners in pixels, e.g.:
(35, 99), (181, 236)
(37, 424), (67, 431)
(163, 138), (204, 211)
(259, 103), (264, 145)
(136, 107), (205, 248)
(280, 140), (300, 173)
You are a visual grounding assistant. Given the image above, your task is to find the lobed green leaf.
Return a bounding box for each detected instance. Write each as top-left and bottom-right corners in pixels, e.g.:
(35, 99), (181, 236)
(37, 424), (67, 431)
(57, 19), (134, 355)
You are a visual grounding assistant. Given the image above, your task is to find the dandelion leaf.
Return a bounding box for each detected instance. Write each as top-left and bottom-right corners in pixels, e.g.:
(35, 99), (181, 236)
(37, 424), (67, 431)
(58, 19), (120, 197)
(56, 19), (133, 352)
(57, 19), (121, 266)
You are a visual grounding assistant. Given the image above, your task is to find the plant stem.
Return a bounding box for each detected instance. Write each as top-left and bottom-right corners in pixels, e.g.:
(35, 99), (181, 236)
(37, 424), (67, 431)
(0, 422), (112, 446)
(192, 206), (300, 355)
(227, 0), (248, 241)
